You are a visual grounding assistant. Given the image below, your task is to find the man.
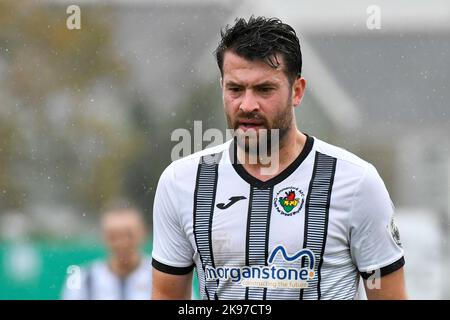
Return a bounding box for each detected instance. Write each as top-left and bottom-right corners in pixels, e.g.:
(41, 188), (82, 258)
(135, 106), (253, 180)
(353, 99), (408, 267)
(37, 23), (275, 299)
(62, 202), (152, 300)
(152, 16), (406, 300)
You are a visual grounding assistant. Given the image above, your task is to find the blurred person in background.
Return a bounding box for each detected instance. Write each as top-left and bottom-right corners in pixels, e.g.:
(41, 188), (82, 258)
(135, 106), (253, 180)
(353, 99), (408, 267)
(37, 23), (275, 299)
(62, 200), (152, 300)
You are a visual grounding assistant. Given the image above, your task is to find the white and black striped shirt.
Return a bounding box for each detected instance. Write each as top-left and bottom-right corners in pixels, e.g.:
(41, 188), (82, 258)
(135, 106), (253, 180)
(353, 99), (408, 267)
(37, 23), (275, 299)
(152, 135), (404, 300)
(62, 257), (152, 300)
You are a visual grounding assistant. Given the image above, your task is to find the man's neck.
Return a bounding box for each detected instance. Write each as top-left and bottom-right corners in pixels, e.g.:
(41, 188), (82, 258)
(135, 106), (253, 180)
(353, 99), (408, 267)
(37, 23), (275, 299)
(108, 254), (141, 278)
(238, 129), (307, 182)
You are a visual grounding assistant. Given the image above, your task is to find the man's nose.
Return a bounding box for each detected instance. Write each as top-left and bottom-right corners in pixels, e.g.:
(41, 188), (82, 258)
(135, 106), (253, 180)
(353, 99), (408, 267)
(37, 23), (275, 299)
(239, 90), (259, 113)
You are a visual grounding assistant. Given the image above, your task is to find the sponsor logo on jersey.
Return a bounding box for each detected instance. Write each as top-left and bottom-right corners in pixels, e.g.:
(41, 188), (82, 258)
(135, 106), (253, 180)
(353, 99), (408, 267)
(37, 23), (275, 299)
(273, 187), (305, 216)
(216, 196), (247, 210)
(205, 245), (315, 289)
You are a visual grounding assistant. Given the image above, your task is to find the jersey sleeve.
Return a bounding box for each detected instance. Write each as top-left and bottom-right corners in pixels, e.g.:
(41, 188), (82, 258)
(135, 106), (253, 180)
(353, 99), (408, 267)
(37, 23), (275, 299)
(349, 164), (404, 279)
(151, 163), (195, 275)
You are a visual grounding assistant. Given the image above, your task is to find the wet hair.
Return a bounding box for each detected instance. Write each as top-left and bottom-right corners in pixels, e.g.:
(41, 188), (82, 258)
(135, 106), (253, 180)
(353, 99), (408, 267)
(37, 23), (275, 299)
(215, 16), (302, 85)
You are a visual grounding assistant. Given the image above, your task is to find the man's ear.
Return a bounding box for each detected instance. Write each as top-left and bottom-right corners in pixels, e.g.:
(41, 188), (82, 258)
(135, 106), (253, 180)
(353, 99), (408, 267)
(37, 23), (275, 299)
(292, 77), (306, 107)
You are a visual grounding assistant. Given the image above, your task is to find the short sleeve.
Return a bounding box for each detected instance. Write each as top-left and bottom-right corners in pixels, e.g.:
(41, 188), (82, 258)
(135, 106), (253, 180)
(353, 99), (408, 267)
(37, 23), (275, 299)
(349, 164), (404, 279)
(151, 164), (195, 275)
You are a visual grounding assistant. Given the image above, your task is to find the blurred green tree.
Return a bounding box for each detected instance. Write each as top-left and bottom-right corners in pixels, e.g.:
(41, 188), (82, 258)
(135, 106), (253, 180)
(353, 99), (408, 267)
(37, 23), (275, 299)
(0, 1), (136, 219)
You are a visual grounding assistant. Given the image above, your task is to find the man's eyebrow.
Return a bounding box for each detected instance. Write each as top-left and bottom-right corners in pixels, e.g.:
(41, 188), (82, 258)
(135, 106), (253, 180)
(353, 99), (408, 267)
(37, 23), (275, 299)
(224, 80), (243, 87)
(224, 80), (279, 87)
(253, 81), (279, 87)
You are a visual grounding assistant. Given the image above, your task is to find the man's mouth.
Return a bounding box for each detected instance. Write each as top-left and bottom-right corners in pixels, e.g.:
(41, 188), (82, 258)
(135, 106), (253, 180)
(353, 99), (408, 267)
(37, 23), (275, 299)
(237, 119), (265, 131)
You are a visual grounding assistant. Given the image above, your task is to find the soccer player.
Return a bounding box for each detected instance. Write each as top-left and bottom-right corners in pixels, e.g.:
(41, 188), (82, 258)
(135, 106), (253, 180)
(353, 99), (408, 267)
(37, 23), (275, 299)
(62, 202), (152, 300)
(151, 16), (406, 300)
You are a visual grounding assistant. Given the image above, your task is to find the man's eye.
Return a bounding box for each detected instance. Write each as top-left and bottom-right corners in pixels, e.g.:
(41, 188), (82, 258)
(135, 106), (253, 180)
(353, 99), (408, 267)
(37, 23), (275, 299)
(258, 87), (273, 93)
(228, 87), (242, 92)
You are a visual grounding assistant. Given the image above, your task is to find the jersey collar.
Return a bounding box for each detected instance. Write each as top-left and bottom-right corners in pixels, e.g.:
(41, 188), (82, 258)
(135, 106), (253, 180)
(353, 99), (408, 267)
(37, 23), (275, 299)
(229, 134), (314, 188)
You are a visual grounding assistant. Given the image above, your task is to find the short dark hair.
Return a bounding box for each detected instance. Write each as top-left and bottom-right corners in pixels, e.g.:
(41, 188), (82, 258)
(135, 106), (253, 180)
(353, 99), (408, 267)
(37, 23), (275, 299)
(215, 16), (302, 85)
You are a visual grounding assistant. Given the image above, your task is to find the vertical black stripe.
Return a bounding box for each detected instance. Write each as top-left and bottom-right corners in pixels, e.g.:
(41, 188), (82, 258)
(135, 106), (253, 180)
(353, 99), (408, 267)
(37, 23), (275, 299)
(262, 186), (274, 300)
(193, 152), (222, 300)
(244, 188), (254, 300)
(119, 278), (126, 300)
(211, 159), (220, 301)
(317, 158), (336, 299)
(299, 152), (318, 301)
(85, 266), (93, 300)
(192, 161), (210, 300)
(245, 185), (273, 300)
(300, 152), (336, 300)
(245, 188), (254, 267)
(192, 160), (211, 300)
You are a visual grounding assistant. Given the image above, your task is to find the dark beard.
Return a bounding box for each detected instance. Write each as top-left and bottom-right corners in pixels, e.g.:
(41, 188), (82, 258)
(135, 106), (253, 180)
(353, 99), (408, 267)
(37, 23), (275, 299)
(227, 104), (292, 157)
(236, 128), (288, 157)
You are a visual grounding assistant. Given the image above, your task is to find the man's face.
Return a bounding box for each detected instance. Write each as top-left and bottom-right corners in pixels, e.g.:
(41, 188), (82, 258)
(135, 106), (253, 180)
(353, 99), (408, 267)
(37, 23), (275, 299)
(102, 210), (146, 261)
(221, 51), (299, 152)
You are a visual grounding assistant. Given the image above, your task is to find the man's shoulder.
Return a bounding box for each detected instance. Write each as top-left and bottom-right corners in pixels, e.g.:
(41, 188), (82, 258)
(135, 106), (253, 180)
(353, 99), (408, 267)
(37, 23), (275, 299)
(161, 140), (231, 180)
(312, 136), (373, 173)
(311, 137), (389, 198)
(177, 140), (231, 163)
(80, 259), (107, 275)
